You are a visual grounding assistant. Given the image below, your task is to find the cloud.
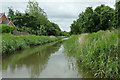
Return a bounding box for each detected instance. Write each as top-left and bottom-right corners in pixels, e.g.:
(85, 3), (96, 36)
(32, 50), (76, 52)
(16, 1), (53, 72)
(0, 0), (115, 2)
(1, 1), (115, 32)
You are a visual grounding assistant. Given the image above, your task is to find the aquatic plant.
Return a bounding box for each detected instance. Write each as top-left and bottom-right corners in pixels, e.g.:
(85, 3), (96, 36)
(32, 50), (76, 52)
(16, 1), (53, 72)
(64, 29), (119, 78)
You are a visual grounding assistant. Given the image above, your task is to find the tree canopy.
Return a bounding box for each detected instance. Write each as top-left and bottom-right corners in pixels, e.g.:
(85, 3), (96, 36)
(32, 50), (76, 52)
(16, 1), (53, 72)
(70, 4), (118, 35)
(7, 1), (63, 36)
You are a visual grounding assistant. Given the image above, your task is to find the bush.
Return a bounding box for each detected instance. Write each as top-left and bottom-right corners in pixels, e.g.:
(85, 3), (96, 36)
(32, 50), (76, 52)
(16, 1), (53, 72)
(0, 24), (14, 33)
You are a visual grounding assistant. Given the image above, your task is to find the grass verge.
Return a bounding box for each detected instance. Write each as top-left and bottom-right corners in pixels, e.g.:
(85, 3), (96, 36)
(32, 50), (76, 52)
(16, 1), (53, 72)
(1, 33), (63, 55)
(64, 29), (119, 78)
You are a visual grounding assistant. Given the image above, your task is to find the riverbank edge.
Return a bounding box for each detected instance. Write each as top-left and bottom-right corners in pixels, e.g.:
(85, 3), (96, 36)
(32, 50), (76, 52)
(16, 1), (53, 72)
(2, 33), (65, 56)
(2, 40), (65, 70)
(64, 29), (119, 78)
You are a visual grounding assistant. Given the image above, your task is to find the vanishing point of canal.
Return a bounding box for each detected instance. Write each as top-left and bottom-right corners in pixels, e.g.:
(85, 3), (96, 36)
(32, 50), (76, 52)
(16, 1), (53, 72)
(2, 39), (93, 78)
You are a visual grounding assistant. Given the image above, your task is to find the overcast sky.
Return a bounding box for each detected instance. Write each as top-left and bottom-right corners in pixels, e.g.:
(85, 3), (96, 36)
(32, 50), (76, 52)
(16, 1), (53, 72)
(0, 0), (115, 32)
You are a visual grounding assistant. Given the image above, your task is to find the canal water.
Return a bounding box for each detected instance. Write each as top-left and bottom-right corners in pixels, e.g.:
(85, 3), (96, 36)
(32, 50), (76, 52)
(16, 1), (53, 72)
(2, 41), (93, 78)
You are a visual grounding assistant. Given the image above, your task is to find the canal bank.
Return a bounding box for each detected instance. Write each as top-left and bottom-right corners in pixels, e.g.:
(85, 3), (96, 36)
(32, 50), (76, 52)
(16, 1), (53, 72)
(2, 40), (94, 78)
(2, 33), (64, 55)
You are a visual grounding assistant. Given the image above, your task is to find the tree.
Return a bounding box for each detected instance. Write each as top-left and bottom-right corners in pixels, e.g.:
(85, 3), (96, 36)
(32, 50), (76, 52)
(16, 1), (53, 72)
(7, 7), (15, 21)
(46, 22), (61, 36)
(70, 4), (116, 35)
(26, 1), (48, 26)
(39, 25), (47, 36)
(7, 1), (62, 36)
(95, 4), (115, 30)
(115, 1), (120, 28)
(84, 7), (94, 33)
(13, 10), (23, 28)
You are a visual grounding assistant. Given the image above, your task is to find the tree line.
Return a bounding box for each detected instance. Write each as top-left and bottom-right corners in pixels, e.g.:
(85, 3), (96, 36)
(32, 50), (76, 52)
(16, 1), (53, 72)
(70, 1), (120, 34)
(8, 1), (68, 36)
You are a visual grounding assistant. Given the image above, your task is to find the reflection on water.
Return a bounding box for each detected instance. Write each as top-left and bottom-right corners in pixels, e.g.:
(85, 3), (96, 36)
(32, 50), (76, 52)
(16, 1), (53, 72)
(2, 41), (94, 78)
(2, 42), (62, 78)
(67, 58), (94, 78)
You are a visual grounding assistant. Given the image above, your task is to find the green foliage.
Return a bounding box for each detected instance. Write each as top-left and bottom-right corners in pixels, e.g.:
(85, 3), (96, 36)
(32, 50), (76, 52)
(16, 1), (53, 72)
(64, 30), (119, 78)
(70, 4), (116, 34)
(39, 25), (47, 36)
(2, 33), (63, 54)
(0, 24), (14, 33)
(115, 1), (120, 28)
(7, 7), (15, 21)
(2, 41), (62, 73)
(46, 22), (61, 36)
(16, 26), (31, 33)
(60, 31), (70, 36)
(26, 1), (48, 25)
(7, 1), (62, 36)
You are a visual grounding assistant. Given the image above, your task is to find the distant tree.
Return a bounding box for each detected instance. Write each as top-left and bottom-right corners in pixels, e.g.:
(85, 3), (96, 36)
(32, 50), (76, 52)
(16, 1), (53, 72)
(61, 31), (69, 36)
(26, 1), (48, 25)
(70, 4), (116, 34)
(70, 20), (78, 34)
(94, 4), (115, 30)
(84, 7), (94, 33)
(115, 1), (120, 28)
(7, 7), (15, 21)
(39, 25), (47, 36)
(7, 1), (62, 36)
(46, 22), (61, 36)
(13, 10), (23, 28)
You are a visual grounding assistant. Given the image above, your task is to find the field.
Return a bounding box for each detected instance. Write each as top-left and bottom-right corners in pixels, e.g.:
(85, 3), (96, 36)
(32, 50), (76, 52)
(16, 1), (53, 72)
(1, 33), (63, 55)
(64, 29), (119, 78)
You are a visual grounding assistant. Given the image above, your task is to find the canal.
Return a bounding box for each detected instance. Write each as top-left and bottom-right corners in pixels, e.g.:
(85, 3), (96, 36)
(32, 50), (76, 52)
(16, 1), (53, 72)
(2, 40), (93, 78)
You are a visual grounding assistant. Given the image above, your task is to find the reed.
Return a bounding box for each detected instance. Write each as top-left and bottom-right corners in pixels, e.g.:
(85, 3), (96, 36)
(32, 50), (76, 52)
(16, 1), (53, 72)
(64, 29), (119, 78)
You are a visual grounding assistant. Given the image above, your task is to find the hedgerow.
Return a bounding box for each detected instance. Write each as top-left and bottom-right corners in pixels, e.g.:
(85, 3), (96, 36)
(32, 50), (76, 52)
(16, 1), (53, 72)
(0, 24), (14, 33)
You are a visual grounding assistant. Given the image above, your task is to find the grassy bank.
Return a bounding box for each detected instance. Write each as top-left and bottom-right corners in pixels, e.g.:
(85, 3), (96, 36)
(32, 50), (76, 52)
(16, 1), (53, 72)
(2, 41), (62, 70)
(64, 29), (119, 78)
(1, 33), (63, 55)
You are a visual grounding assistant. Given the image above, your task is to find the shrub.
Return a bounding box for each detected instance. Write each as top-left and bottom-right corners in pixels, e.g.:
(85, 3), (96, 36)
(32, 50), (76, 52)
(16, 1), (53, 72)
(0, 24), (14, 33)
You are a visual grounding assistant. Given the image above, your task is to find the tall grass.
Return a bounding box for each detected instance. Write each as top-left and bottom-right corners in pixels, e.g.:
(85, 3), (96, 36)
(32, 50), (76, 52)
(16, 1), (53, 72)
(64, 29), (119, 78)
(2, 33), (63, 55)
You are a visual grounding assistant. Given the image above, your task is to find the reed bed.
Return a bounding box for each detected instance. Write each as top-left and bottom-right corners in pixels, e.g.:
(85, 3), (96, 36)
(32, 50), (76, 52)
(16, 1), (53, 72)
(64, 29), (119, 78)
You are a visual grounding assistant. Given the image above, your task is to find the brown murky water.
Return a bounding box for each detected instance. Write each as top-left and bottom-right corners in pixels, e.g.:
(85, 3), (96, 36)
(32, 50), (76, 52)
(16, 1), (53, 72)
(2, 41), (94, 78)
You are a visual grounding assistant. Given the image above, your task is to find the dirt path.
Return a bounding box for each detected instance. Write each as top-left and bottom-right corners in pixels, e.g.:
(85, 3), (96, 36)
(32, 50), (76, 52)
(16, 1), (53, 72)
(78, 33), (88, 43)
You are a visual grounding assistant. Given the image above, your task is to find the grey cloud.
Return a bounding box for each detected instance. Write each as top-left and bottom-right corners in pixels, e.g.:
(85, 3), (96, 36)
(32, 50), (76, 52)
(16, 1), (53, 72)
(1, 1), (115, 32)
(0, 0), (115, 3)
(48, 14), (77, 19)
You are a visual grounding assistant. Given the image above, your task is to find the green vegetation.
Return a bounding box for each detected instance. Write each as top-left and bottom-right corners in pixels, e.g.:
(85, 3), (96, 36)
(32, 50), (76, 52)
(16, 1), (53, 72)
(2, 41), (63, 77)
(2, 33), (63, 55)
(64, 30), (119, 78)
(67, 2), (120, 78)
(70, 4), (118, 34)
(1, 0), (119, 78)
(2, 41), (62, 70)
(7, 1), (67, 36)
(115, 1), (120, 27)
(0, 24), (14, 33)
